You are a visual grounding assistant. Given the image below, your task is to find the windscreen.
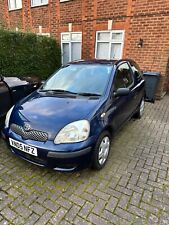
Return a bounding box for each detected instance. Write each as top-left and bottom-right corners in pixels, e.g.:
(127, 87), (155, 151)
(42, 64), (112, 96)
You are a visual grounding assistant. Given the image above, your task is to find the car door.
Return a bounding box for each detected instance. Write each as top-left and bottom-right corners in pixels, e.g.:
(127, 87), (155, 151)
(0, 77), (12, 118)
(107, 62), (135, 130)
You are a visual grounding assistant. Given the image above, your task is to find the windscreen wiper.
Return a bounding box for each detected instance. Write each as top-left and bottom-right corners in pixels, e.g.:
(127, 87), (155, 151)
(77, 92), (101, 97)
(39, 89), (78, 95)
(39, 89), (101, 97)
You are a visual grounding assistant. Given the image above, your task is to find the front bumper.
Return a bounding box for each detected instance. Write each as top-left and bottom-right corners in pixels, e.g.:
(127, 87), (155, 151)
(2, 128), (95, 172)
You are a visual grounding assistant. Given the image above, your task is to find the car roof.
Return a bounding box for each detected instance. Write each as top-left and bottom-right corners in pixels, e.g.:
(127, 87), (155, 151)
(68, 59), (135, 66)
(69, 59), (117, 65)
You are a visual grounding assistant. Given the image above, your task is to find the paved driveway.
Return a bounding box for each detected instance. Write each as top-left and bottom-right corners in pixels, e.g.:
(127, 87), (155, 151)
(0, 96), (169, 225)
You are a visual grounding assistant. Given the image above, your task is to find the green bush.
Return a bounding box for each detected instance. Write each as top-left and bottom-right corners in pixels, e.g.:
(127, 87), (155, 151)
(0, 29), (61, 79)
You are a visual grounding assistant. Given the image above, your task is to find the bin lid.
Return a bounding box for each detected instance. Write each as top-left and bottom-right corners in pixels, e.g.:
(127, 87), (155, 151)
(143, 72), (160, 76)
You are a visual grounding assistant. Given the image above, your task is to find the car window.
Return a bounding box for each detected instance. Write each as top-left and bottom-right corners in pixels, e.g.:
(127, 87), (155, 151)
(42, 64), (112, 96)
(130, 62), (143, 79)
(114, 63), (134, 90)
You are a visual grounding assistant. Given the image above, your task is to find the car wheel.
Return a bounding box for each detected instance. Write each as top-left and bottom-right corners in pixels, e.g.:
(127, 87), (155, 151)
(134, 98), (145, 119)
(92, 131), (111, 170)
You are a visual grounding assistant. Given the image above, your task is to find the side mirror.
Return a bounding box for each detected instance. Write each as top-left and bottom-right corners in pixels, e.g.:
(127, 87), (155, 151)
(114, 88), (130, 97)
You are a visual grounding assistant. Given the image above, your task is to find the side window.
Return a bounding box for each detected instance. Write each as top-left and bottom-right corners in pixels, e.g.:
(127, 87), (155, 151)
(114, 63), (134, 90)
(130, 62), (142, 79)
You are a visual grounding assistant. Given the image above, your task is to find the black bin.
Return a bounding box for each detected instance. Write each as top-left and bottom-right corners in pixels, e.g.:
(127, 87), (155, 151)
(143, 72), (160, 103)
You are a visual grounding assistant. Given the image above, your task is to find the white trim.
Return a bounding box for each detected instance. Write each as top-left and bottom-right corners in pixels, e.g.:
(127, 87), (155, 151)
(95, 30), (125, 60)
(60, 0), (71, 2)
(8, 7), (22, 11)
(37, 33), (50, 37)
(31, 3), (48, 7)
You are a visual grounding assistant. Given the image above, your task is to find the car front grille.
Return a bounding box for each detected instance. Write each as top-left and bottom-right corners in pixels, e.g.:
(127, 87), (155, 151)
(10, 123), (48, 142)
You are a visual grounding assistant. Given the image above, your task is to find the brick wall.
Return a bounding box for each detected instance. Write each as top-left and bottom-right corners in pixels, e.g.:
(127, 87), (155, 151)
(0, 0), (7, 28)
(60, 0), (82, 25)
(1, 0), (169, 96)
(97, 0), (128, 18)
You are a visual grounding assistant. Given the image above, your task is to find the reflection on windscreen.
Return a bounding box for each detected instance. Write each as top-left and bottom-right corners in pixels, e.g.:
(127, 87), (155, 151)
(43, 64), (112, 95)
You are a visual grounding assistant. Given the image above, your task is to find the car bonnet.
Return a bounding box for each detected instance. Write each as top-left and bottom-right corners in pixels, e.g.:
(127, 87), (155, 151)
(11, 92), (101, 138)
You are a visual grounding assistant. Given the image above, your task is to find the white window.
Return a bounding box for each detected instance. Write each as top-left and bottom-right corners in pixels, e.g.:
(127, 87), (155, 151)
(95, 30), (124, 60)
(61, 32), (82, 65)
(31, 0), (48, 7)
(8, 0), (22, 10)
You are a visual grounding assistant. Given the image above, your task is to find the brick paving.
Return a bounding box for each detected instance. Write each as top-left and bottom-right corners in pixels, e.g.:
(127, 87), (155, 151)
(0, 96), (169, 224)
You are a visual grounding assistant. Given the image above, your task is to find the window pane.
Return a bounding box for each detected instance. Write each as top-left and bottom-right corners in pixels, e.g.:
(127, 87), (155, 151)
(112, 32), (123, 41)
(71, 42), (81, 61)
(114, 72), (126, 90)
(130, 63), (142, 79)
(62, 34), (70, 41)
(71, 33), (82, 41)
(96, 42), (109, 59)
(32, 0), (40, 5)
(32, 0), (47, 5)
(16, 0), (22, 8)
(9, 0), (16, 9)
(110, 43), (122, 59)
(114, 63), (133, 89)
(97, 32), (110, 41)
(63, 43), (69, 65)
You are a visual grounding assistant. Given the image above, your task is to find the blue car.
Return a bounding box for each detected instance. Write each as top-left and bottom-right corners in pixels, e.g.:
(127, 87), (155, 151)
(2, 59), (145, 171)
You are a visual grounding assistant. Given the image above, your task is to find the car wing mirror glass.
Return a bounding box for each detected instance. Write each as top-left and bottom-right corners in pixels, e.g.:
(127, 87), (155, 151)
(114, 88), (130, 97)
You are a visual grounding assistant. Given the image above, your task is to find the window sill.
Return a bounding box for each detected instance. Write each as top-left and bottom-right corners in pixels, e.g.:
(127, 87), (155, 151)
(60, 0), (71, 2)
(9, 7), (22, 12)
(31, 3), (48, 8)
(37, 33), (50, 37)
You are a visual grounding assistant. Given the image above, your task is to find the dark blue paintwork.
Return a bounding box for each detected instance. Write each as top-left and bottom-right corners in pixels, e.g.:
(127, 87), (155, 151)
(2, 59), (145, 171)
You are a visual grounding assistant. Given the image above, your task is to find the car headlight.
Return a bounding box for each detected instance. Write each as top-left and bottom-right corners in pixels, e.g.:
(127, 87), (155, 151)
(54, 120), (90, 144)
(5, 106), (14, 128)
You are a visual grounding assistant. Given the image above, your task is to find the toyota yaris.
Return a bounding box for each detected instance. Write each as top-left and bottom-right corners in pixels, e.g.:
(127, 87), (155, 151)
(2, 59), (145, 171)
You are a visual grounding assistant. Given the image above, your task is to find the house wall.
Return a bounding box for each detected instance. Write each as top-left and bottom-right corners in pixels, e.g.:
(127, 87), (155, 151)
(126, 0), (169, 97)
(1, 0), (169, 97)
(0, 0), (7, 28)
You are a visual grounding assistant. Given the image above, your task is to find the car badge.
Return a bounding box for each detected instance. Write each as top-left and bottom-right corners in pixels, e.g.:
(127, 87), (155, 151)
(24, 123), (31, 131)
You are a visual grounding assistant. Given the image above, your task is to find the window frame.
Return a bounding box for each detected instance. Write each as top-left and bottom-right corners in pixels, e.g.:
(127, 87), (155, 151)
(113, 62), (134, 91)
(37, 33), (50, 37)
(8, 0), (22, 11)
(31, 0), (48, 8)
(60, 0), (71, 2)
(95, 30), (125, 60)
(61, 32), (82, 65)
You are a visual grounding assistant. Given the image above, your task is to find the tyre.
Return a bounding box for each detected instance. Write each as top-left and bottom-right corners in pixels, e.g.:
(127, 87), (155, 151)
(134, 98), (145, 119)
(91, 131), (111, 170)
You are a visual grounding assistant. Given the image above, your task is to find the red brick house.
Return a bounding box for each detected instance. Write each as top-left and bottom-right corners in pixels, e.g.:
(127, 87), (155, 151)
(0, 0), (169, 98)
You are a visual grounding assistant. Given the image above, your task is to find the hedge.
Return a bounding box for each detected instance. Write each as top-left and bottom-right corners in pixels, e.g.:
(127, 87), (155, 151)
(0, 29), (61, 79)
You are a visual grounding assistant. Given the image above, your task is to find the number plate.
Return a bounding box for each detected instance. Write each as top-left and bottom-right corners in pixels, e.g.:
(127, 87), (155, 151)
(9, 138), (38, 156)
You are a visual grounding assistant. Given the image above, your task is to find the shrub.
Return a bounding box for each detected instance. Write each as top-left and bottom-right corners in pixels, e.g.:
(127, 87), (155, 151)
(0, 29), (61, 79)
